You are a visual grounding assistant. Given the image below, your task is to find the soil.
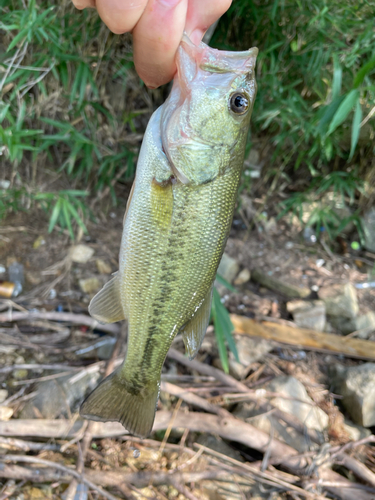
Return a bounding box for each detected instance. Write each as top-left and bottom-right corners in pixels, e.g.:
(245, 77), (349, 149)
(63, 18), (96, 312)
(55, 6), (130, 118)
(1, 193), (375, 500)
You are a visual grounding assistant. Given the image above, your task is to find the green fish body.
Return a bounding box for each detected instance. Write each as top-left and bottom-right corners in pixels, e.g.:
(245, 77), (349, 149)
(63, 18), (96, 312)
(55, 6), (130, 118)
(81, 35), (258, 437)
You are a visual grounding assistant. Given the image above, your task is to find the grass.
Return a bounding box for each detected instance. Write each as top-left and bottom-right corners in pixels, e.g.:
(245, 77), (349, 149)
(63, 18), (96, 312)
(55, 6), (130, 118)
(1, 0), (145, 235)
(212, 0), (374, 226)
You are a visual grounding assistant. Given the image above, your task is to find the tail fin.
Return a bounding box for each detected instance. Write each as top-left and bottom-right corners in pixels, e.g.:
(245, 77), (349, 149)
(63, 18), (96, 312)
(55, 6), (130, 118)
(80, 370), (160, 438)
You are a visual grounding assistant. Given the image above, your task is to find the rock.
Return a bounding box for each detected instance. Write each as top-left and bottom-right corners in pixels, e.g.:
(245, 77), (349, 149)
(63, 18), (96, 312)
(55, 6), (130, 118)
(263, 216), (277, 234)
(69, 244), (94, 264)
(234, 376), (328, 452)
(33, 235), (46, 249)
(287, 300), (326, 331)
(233, 268), (251, 286)
(362, 207), (375, 252)
(20, 371), (101, 419)
(13, 369), (28, 380)
(196, 435), (244, 462)
(216, 253), (240, 295)
(79, 277), (101, 294)
(0, 406), (13, 420)
(343, 419), (371, 441)
(318, 283), (358, 319)
(330, 311), (375, 336)
(331, 363), (375, 427)
(217, 253), (239, 284)
(96, 258), (112, 274)
(228, 335), (273, 379)
(0, 389), (8, 404)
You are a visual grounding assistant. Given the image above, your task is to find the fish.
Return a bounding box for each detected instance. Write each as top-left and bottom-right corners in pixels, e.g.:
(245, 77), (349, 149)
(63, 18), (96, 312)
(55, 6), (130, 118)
(80, 34), (258, 438)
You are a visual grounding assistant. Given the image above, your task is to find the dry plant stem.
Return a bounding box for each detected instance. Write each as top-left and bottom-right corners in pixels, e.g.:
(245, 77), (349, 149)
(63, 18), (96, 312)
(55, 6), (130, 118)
(0, 310), (121, 335)
(160, 381), (231, 418)
(331, 453), (375, 488)
(65, 323), (127, 500)
(0, 413), (300, 466)
(0, 462), (226, 489)
(0, 363), (83, 375)
(194, 444), (323, 500)
(0, 456), (120, 500)
(167, 348), (323, 447)
(231, 314), (375, 360)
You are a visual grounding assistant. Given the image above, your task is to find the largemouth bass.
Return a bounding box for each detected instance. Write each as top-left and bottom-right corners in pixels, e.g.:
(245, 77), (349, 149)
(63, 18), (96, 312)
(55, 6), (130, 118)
(81, 35), (258, 437)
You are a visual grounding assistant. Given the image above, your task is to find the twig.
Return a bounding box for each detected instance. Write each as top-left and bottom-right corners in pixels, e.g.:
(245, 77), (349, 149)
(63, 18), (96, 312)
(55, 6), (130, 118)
(158, 398), (183, 457)
(194, 444), (322, 500)
(0, 455), (119, 500)
(65, 322), (127, 500)
(0, 363), (83, 375)
(0, 310), (121, 335)
(231, 314), (375, 360)
(167, 348), (324, 447)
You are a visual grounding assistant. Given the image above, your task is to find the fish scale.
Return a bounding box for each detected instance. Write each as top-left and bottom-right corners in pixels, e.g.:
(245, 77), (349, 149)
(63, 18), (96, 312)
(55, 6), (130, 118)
(80, 35), (258, 437)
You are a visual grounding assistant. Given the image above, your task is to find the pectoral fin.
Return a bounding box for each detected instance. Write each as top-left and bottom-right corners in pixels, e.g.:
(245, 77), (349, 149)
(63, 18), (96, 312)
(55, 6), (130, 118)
(180, 285), (213, 360)
(89, 272), (125, 324)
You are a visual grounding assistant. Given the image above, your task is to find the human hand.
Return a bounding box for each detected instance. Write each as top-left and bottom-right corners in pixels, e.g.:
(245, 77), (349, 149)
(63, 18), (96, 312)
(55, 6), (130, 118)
(71, 0), (232, 88)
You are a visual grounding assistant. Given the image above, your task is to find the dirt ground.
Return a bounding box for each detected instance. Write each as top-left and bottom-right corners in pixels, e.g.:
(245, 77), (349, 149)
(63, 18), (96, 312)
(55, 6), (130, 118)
(1, 196), (375, 500)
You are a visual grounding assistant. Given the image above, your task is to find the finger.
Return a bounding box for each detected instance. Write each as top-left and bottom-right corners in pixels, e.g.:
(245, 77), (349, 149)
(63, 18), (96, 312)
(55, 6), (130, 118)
(72, 0), (96, 10)
(94, 0), (148, 34)
(133, 0), (188, 88)
(185, 0), (232, 45)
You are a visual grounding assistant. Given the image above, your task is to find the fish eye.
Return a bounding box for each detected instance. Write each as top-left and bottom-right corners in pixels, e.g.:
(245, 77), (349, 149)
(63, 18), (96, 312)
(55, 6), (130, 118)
(229, 92), (249, 115)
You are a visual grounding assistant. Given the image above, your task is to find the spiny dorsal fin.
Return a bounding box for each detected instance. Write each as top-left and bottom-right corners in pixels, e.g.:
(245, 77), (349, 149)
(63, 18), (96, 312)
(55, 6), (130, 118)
(180, 285), (213, 360)
(89, 272), (125, 324)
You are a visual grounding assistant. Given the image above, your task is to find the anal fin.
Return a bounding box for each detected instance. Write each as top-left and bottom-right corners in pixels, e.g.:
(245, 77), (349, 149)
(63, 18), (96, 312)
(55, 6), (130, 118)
(180, 285), (213, 360)
(89, 272), (125, 324)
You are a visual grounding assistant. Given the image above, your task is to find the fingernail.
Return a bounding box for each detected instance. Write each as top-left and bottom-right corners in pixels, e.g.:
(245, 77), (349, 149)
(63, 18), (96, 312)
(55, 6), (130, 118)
(189, 28), (204, 46)
(157, 0), (182, 8)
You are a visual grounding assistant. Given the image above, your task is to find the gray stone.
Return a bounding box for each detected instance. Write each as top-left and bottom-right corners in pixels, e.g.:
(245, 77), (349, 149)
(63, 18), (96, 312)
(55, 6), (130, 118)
(69, 244), (94, 264)
(234, 376), (328, 452)
(362, 207), (375, 252)
(79, 277), (101, 294)
(343, 419), (371, 441)
(196, 435), (243, 462)
(96, 258), (112, 274)
(229, 335), (273, 379)
(20, 370), (101, 419)
(233, 268), (251, 286)
(217, 253), (240, 284)
(318, 283), (358, 319)
(331, 363), (375, 427)
(287, 300), (326, 331)
(330, 311), (375, 336)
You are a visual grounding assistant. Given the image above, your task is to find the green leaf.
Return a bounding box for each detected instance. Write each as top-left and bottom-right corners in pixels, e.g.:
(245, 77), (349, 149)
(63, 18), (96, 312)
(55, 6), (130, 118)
(215, 273), (237, 293)
(349, 100), (362, 160)
(327, 89), (359, 135)
(354, 55), (375, 88)
(62, 200), (74, 240)
(66, 201), (88, 234)
(331, 54), (342, 100)
(48, 198), (62, 233)
(0, 104), (10, 124)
